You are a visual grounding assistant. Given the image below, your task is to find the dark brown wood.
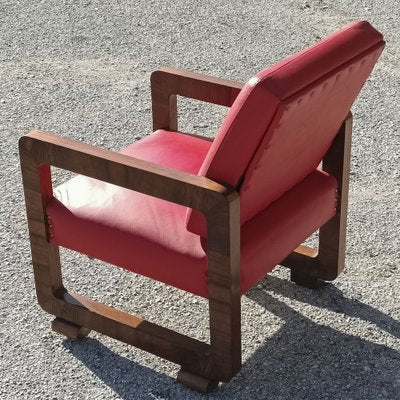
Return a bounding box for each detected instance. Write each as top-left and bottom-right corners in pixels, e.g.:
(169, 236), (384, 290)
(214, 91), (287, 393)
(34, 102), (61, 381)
(177, 369), (219, 393)
(291, 244), (319, 258)
(207, 190), (241, 381)
(151, 67), (244, 131)
(282, 112), (353, 283)
(290, 269), (324, 289)
(52, 291), (213, 371)
(19, 128), (241, 389)
(52, 318), (91, 340)
(319, 112), (353, 279)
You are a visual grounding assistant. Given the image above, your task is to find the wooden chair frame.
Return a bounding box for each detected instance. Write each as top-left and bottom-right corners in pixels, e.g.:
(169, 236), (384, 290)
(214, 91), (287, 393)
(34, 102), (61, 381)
(19, 67), (351, 392)
(282, 109), (352, 287)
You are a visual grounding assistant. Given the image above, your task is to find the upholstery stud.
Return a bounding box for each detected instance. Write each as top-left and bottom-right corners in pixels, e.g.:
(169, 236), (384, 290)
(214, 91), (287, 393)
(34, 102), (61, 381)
(247, 76), (260, 86)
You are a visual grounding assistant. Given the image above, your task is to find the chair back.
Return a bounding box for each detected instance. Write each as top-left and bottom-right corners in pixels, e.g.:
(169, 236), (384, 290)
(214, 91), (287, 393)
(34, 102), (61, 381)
(187, 21), (385, 236)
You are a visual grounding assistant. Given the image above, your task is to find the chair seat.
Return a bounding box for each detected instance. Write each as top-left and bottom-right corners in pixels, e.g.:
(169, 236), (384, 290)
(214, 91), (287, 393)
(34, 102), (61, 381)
(46, 130), (338, 297)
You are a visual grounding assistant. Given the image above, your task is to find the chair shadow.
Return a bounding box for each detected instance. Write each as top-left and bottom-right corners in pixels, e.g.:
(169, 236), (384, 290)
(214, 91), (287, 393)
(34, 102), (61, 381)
(232, 276), (400, 399)
(257, 274), (400, 339)
(64, 276), (400, 399)
(63, 339), (181, 400)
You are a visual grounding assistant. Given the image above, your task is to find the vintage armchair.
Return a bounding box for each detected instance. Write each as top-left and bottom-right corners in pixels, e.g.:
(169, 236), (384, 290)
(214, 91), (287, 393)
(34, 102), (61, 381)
(19, 21), (384, 392)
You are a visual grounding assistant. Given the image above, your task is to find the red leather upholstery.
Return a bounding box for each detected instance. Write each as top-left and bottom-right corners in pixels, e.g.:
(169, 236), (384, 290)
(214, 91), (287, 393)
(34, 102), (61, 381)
(46, 130), (337, 297)
(186, 21), (384, 237)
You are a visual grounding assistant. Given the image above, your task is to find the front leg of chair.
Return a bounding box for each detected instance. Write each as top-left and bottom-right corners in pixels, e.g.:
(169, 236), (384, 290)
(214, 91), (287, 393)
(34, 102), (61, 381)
(283, 112), (352, 285)
(204, 192), (242, 384)
(19, 157), (89, 337)
(176, 190), (241, 392)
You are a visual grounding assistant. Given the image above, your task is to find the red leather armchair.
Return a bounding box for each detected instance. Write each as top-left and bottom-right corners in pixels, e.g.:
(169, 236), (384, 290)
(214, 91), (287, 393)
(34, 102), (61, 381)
(19, 21), (384, 392)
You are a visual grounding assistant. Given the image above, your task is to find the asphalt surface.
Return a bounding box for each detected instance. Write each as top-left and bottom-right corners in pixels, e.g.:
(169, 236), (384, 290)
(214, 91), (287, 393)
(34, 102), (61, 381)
(1, 1), (399, 399)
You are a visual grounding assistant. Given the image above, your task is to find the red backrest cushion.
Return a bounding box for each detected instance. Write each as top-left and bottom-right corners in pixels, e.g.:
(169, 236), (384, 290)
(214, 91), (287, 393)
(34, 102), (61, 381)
(187, 21), (384, 237)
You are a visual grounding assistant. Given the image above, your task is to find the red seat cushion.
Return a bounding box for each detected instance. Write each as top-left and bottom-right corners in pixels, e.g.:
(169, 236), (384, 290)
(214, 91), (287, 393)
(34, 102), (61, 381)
(46, 130), (337, 297)
(186, 21), (384, 237)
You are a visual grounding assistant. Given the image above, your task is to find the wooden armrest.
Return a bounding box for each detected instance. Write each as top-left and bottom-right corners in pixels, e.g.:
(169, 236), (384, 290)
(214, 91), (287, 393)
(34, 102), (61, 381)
(19, 130), (236, 214)
(151, 67), (244, 130)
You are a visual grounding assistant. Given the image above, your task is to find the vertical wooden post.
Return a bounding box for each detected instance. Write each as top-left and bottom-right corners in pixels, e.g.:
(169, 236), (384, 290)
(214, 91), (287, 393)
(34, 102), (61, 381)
(282, 113), (353, 284)
(319, 112), (352, 280)
(207, 191), (241, 381)
(19, 147), (65, 310)
(151, 73), (178, 131)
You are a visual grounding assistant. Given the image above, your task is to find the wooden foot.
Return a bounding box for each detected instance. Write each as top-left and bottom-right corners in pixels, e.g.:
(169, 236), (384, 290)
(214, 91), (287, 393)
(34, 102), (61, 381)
(290, 269), (324, 289)
(52, 317), (91, 340)
(177, 369), (219, 393)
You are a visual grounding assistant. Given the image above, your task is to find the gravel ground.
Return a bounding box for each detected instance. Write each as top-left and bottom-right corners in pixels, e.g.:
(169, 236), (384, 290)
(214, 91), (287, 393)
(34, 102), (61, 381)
(1, 1), (399, 399)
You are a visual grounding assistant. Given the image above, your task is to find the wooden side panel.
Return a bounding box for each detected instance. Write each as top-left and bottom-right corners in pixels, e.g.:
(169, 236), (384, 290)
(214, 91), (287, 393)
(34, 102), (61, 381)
(19, 129), (242, 386)
(19, 153), (64, 307)
(281, 112), (353, 281)
(319, 112), (353, 279)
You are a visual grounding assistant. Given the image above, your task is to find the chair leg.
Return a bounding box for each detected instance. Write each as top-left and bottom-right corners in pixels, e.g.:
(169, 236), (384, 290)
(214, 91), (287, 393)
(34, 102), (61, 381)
(52, 317), (91, 340)
(206, 193), (242, 386)
(283, 214), (345, 287)
(290, 268), (324, 289)
(282, 113), (352, 285)
(177, 369), (219, 393)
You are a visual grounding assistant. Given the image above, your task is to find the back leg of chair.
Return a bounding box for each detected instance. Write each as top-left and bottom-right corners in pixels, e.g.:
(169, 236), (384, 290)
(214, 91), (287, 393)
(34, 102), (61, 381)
(177, 370), (219, 393)
(52, 318), (91, 340)
(283, 112), (352, 286)
(290, 267), (325, 289)
(317, 112), (352, 281)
